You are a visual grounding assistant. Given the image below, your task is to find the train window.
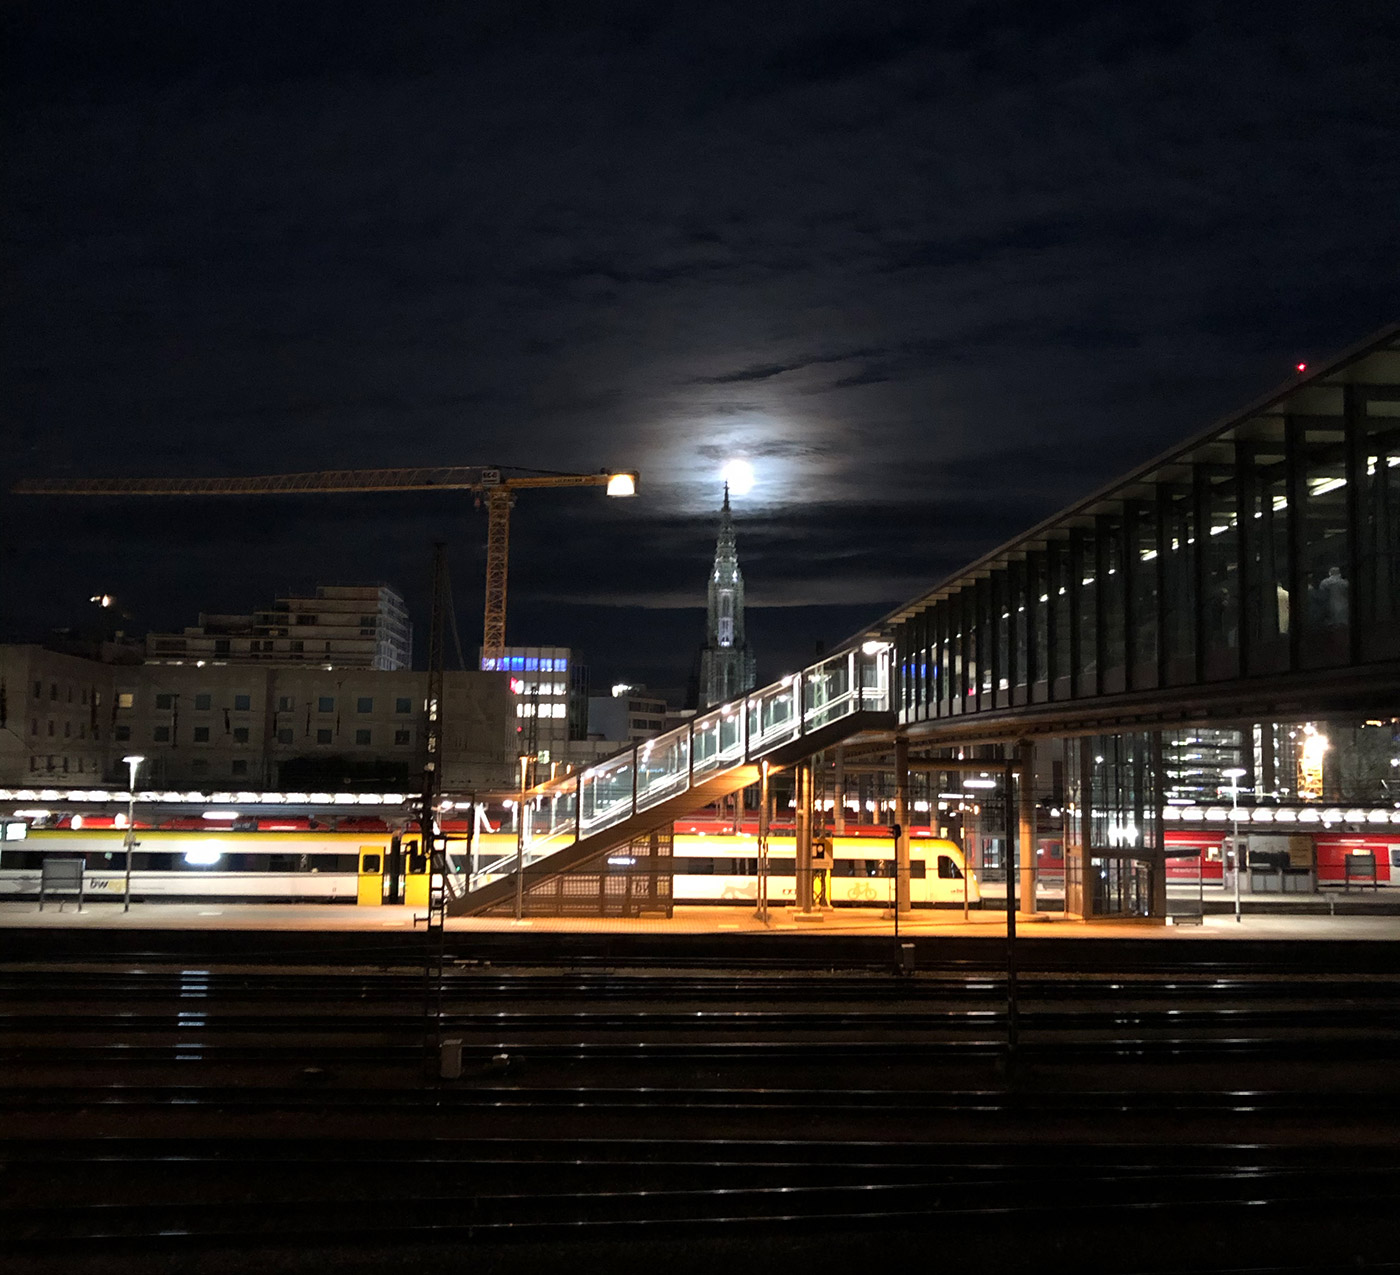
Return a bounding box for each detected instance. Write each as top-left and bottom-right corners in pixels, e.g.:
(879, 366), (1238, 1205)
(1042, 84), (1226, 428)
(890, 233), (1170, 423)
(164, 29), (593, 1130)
(910, 861), (926, 879)
(771, 857), (795, 877)
(268, 855), (299, 872)
(683, 858), (715, 875)
(937, 856), (964, 880)
(361, 854), (382, 874)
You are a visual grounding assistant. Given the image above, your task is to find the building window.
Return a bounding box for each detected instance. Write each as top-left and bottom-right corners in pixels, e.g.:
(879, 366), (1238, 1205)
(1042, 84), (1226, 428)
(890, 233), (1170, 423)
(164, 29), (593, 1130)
(234, 694), (251, 711)
(357, 697), (373, 713)
(231, 760), (248, 778)
(291, 641), (304, 653)
(395, 697), (412, 714)
(32, 680), (41, 697)
(29, 720), (37, 736)
(50, 683), (58, 700)
(277, 728), (293, 745)
(359, 615), (376, 627)
(29, 757), (37, 773)
(153, 726), (171, 742)
(318, 696), (334, 713)
(47, 721), (54, 736)
(232, 727), (249, 743)
(355, 729), (371, 745)
(277, 696), (294, 711)
(156, 693), (175, 711)
(316, 728), (332, 744)
(115, 725), (131, 742)
(296, 614), (317, 625)
(194, 693), (212, 711)
(394, 729), (411, 746)
(193, 726), (210, 743)
(64, 722), (71, 737)
(214, 638), (230, 655)
(117, 692), (134, 710)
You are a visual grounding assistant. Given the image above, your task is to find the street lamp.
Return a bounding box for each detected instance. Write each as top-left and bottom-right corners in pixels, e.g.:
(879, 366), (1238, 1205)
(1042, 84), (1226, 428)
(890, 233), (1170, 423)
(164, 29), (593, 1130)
(514, 754), (530, 921)
(121, 754), (145, 913)
(1223, 767), (1246, 924)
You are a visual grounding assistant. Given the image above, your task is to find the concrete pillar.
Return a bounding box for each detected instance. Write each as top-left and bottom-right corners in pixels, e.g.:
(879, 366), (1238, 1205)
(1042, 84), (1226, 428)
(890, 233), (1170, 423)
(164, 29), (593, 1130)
(833, 747), (847, 835)
(795, 758), (821, 921)
(894, 735), (911, 914)
(1018, 740), (1038, 918)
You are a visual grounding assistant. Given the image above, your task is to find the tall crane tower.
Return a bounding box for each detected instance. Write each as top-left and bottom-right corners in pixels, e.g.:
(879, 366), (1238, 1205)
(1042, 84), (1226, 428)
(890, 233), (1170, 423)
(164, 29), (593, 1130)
(11, 465), (639, 664)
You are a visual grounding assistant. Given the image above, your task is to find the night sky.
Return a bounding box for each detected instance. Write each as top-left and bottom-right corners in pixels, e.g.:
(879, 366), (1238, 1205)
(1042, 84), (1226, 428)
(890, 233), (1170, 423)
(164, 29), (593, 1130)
(3, 1), (1397, 699)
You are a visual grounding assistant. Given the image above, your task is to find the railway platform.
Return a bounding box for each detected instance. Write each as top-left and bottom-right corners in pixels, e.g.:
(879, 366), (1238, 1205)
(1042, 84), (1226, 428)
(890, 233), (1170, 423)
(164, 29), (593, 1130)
(0, 897), (1397, 937)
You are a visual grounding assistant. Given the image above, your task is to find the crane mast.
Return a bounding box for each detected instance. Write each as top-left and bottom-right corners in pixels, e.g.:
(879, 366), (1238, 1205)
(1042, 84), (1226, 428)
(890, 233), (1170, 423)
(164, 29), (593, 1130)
(11, 465), (638, 665)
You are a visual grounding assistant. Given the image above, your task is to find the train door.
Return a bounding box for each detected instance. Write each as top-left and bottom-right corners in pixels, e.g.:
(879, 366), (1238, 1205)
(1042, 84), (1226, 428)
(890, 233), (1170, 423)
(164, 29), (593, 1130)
(403, 838), (430, 908)
(356, 846), (385, 906)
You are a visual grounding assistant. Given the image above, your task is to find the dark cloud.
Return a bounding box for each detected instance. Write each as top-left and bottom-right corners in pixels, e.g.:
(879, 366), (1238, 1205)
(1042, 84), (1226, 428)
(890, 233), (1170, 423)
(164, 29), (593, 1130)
(2, 0), (1397, 693)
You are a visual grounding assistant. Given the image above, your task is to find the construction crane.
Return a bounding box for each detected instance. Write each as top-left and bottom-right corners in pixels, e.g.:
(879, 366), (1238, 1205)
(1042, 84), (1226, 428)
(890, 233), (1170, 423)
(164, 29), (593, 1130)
(11, 465), (639, 664)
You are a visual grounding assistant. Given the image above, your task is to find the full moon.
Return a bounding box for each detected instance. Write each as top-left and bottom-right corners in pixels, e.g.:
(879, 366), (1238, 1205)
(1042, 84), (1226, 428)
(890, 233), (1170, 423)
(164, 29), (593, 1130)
(721, 458), (755, 496)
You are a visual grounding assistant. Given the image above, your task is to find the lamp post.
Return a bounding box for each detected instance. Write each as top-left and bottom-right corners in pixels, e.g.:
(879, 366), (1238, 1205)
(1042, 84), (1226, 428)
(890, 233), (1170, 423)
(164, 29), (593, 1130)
(1223, 766), (1246, 924)
(514, 753), (530, 921)
(120, 754), (145, 913)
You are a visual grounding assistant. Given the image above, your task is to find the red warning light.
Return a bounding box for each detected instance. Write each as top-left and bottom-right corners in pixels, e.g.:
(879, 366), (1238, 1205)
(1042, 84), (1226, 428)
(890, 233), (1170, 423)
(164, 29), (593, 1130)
(1296, 362), (1307, 373)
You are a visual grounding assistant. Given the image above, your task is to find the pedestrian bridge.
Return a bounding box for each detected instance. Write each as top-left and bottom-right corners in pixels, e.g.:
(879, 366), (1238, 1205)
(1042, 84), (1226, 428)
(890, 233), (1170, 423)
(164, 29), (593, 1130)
(445, 645), (896, 915)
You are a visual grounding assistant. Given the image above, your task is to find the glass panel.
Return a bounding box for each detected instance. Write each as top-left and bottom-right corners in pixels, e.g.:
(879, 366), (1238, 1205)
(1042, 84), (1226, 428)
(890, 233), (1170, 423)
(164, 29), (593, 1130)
(1028, 551), (1048, 697)
(1360, 401), (1400, 649)
(1050, 541), (1072, 694)
(1075, 528), (1097, 693)
(1162, 486), (1197, 684)
(1297, 420), (1350, 665)
(993, 570), (1011, 703)
(1099, 516), (1125, 691)
(1010, 560), (1029, 699)
(1127, 499), (1158, 685)
(1201, 465), (1240, 678)
(636, 727), (690, 811)
(747, 677), (800, 752)
(692, 704), (744, 780)
(1242, 443), (1290, 674)
(580, 753), (635, 833)
(803, 650), (856, 731)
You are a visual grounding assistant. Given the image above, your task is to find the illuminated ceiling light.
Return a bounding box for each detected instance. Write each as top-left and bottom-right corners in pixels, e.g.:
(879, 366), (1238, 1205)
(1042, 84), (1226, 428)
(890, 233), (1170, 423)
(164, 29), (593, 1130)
(606, 471), (638, 497)
(201, 810), (239, 821)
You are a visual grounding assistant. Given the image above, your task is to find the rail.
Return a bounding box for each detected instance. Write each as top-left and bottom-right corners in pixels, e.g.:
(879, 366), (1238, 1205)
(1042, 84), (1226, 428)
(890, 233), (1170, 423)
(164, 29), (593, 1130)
(515, 644), (892, 861)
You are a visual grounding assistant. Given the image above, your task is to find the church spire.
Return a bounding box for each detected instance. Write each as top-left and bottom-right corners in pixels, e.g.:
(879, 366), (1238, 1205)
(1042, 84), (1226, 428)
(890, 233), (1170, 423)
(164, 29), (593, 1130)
(698, 484), (756, 708)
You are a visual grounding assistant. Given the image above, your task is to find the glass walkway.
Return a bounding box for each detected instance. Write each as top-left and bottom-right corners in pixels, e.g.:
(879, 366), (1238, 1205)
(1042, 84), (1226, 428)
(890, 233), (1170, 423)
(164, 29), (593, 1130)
(446, 643), (896, 915)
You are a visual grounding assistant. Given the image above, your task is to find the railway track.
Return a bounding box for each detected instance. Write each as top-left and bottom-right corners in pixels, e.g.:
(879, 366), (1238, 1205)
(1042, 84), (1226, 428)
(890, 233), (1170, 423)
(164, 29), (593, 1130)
(4, 956), (1398, 1269)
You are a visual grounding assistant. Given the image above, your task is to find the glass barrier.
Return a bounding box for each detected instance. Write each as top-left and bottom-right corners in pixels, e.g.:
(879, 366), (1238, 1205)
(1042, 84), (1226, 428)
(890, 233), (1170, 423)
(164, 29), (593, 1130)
(803, 650), (856, 730)
(580, 753), (636, 833)
(636, 727), (691, 811)
(692, 705), (745, 780)
(747, 676), (801, 753)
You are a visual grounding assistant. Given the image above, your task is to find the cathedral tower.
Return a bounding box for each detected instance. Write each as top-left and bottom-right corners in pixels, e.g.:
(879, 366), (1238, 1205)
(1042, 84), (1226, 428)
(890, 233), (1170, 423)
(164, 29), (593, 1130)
(698, 484), (757, 708)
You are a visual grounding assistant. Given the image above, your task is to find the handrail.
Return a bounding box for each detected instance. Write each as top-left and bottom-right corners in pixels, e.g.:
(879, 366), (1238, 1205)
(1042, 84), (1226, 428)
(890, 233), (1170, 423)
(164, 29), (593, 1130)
(517, 644), (892, 858)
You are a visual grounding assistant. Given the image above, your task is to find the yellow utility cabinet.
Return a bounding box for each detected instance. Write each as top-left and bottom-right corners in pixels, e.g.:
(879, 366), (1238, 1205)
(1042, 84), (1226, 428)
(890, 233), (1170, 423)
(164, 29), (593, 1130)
(404, 839), (430, 909)
(356, 846), (384, 906)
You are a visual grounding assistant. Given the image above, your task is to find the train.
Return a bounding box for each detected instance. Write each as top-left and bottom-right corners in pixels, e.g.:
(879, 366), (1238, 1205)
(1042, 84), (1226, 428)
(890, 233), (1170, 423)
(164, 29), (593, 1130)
(1029, 829), (1397, 886)
(0, 821), (980, 907)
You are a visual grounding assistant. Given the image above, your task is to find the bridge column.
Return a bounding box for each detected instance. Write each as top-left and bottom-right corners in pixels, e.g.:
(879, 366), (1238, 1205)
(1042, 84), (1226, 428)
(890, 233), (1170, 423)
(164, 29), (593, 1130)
(833, 747), (847, 835)
(894, 736), (911, 914)
(1018, 741), (1038, 918)
(794, 758), (822, 921)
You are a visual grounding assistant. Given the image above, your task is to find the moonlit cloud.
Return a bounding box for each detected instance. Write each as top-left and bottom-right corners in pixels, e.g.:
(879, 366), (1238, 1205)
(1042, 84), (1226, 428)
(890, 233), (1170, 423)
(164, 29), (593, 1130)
(3, 1), (1396, 694)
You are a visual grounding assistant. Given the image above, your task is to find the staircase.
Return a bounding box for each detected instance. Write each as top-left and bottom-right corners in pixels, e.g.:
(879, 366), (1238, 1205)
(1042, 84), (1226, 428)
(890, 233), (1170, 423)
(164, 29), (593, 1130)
(446, 644), (896, 916)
